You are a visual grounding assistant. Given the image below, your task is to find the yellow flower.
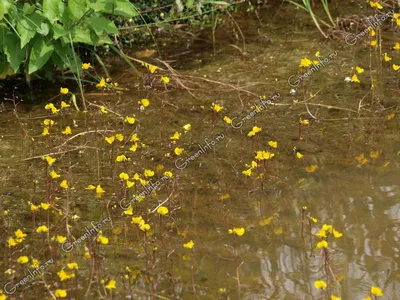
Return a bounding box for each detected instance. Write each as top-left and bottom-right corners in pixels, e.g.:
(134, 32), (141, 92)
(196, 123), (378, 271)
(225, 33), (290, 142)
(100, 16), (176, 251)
(383, 53), (392, 62)
(211, 102), (223, 112)
(300, 119), (309, 125)
(369, 1), (383, 9)
(183, 123), (191, 131)
(268, 141), (278, 148)
(183, 240), (194, 249)
(139, 223), (151, 231)
(97, 235), (109, 245)
(31, 258), (40, 268)
(15, 229), (27, 240)
(242, 168), (252, 176)
(96, 77), (106, 88)
(96, 185), (105, 198)
(393, 64), (400, 71)
(116, 155), (127, 162)
(30, 203), (40, 211)
(305, 165), (318, 173)
(174, 147), (184, 155)
(8, 237), (17, 247)
(142, 63), (158, 73)
(115, 134), (124, 142)
(85, 185), (96, 190)
(125, 116), (135, 124)
(105, 279), (116, 290)
(160, 76), (170, 83)
(248, 126), (262, 137)
(132, 216), (144, 225)
(370, 40), (377, 47)
(299, 57), (312, 68)
(45, 103), (59, 114)
(62, 126), (72, 135)
(223, 116), (232, 124)
(57, 269), (75, 281)
(363, 297), (372, 300)
(36, 225), (48, 233)
(81, 63), (92, 70)
(296, 152), (303, 159)
(123, 206), (134, 215)
(331, 295), (341, 300)
(332, 229), (343, 238)
(42, 155), (56, 166)
(369, 29), (376, 37)
(100, 105), (108, 114)
(370, 286), (383, 297)
(54, 289), (67, 298)
(310, 217), (317, 223)
(17, 256), (29, 264)
(157, 206), (169, 215)
(43, 119), (54, 126)
(355, 66), (364, 74)
(119, 172), (129, 181)
(129, 143), (138, 152)
(60, 101), (70, 109)
(387, 113), (395, 120)
(315, 51), (320, 57)
(60, 88), (69, 95)
(316, 228), (327, 238)
(60, 180), (69, 189)
(163, 171), (173, 178)
(255, 151), (274, 160)
(322, 224), (333, 232)
(105, 136), (115, 144)
(351, 74), (360, 83)
(42, 127), (50, 136)
(56, 235), (67, 243)
(229, 227), (245, 236)
(314, 280), (327, 290)
(139, 98), (150, 107)
(170, 132), (181, 140)
(40, 202), (50, 210)
(317, 240), (328, 248)
(394, 42), (400, 50)
(259, 216), (273, 226)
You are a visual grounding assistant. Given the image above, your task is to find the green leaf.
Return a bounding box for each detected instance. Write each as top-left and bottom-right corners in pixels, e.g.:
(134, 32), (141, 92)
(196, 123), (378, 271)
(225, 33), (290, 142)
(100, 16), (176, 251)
(87, 0), (115, 12)
(202, 0), (230, 5)
(28, 37), (54, 74)
(0, 0), (12, 20)
(43, 0), (65, 23)
(0, 52), (13, 79)
(17, 12), (47, 48)
(186, 0), (194, 8)
(87, 16), (118, 35)
(22, 3), (35, 15)
(3, 32), (26, 72)
(113, 0), (137, 17)
(71, 26), (96, 45)
(53, 23), (68, 40)
(67, 0), (87, 21)
(17, 18), (36, 48)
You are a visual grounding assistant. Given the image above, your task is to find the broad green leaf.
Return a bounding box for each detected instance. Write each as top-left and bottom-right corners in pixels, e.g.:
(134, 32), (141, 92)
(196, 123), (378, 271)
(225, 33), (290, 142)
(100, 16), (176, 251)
(87, 0), (115, 12)
(3, 32), (26, 72)
(68, 0), (87, 21)
(0, 0), (12, 20)
(87, 16), (118, 35)
(17, 18), (37, 48)
(71, 26), (96, 45)
(186, 0), (194, 8)
(22, 3), (35, 15)
(43, 0), (65, 23)
(38, 23), (50, 36)
(17, 12), (48, 48)
(113, 0), (137, 17)
(53, 23), (68, 40)
(28, 37), (54, 74)
(97, 34), (113, 45)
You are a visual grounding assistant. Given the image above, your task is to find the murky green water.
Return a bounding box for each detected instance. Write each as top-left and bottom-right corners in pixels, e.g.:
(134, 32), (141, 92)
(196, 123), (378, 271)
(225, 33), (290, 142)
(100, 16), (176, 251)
(1, 5), (399, 300)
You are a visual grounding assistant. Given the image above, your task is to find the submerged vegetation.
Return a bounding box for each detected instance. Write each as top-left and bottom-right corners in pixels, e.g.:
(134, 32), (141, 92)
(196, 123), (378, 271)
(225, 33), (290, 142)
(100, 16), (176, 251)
(0, 0), (400, 299)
